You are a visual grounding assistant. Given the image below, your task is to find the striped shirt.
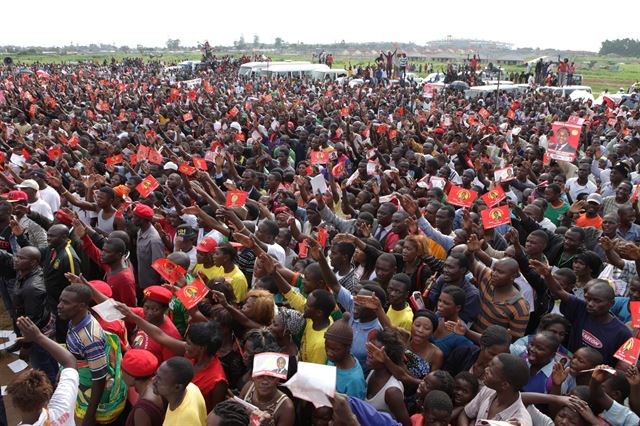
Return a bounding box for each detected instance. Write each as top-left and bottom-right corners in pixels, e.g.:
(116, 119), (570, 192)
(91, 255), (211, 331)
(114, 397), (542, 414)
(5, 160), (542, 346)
(66, 313), (108, 380)
(470, 263), (530, 338)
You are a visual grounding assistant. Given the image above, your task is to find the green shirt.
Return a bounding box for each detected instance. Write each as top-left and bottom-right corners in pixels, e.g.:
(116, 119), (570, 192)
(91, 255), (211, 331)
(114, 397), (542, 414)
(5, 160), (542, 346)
(544, 201), (569, 226)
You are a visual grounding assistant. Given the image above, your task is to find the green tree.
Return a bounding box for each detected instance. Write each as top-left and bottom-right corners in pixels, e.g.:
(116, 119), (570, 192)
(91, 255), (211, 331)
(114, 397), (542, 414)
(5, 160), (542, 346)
(275, 37), (284, 49)
(166, 39), (181, 50)
(253, 34), (260, 47)
(237, 35), (246, 50)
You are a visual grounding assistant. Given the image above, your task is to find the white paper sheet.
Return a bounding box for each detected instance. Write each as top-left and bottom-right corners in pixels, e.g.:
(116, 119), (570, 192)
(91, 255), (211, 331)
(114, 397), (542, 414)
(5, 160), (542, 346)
(282, 362), (336, 408)
(310, 174), (327, 195)
(8, 359), (28, 373)
(92, 299), (125, 323)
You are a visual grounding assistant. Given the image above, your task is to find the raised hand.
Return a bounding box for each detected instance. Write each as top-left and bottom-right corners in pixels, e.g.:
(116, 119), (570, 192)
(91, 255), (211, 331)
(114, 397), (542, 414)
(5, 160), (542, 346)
(529, 259), (552, 277)
(16, 316), (42, 342)
(445, 319), (467, 335)
(9, 218), (24, 236)
(466, 234), (484, 253)
(551, 360), (570, 386)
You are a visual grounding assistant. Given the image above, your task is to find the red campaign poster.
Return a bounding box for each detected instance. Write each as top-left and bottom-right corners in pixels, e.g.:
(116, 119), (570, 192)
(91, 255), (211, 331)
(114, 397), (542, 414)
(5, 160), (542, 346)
(226, 190), (248, 208)
(506, 109), (515, 120)
(129, 154), (138, 165)
(614, 337), (640, 365)
(481, 186), (507, 208)
(481, 205), (511, 230)
(147, 149), (163, 165)
(548, 122), (581, 162)
(68, 136), (80, 147)
(310, 151), (329, 165)
(183, 112), (193, 122)
(332, 162), (345, 177)
(630, 301), (640, 328)
(317, 227), (328, 248)
(106, 154), (123, 166)
(178, 163), (196, 176)
(47, 146), (63, 160)
(447, 185), (478, 208)
(204, 150), (217, 163)
(136, 175), (159, 198)
(192, 157), (207, 170)
(298, 240), (308, 258)
(479, 108), (490, 119)
(176, 277), (209, 310)
(137, 145), (149, 160)
(341, 107), (349, 117)
(567, 115), (585, 126)
(229, 106), (239, 117)
(152, 258), (186, 284)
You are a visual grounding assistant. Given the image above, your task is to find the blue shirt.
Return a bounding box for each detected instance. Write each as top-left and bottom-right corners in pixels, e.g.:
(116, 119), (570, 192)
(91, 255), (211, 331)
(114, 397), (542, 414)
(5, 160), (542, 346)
(427, 275), (480, 324)
(611, 297), (631, 323)
(329, 356), (366, 399)
(618, 223), (640, 244)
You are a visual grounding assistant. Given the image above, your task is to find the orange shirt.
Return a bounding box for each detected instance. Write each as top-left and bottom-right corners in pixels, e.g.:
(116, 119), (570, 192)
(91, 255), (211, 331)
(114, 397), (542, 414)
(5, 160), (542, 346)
(575, 214), (603, 230)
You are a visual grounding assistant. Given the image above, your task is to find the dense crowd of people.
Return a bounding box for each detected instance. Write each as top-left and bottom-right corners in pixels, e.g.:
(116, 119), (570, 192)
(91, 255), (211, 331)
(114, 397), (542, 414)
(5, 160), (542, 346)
(0, 54), (639, 426)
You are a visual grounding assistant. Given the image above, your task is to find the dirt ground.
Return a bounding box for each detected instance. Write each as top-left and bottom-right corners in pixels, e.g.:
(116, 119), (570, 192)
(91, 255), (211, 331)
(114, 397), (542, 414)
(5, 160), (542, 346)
(0, 303), (21, 425)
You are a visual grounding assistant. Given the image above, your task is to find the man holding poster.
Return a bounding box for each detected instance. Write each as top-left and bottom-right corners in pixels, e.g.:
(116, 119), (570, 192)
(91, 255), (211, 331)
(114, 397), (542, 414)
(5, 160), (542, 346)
(548, 122), (581, 162)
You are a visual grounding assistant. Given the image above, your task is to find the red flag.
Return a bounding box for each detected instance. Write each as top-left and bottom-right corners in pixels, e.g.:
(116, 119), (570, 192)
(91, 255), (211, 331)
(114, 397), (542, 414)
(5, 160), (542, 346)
(341, 107), (350, 117)
(152, 258), (186, 285)
(614, 337), (640, 365)
(129, 154), (138, 165)
(144, 130), (157, 140)
(229, 106), (239, 117)
(106, 154), (123, 166)
(298, 241), (308, 258)
(47, 146), (63, 160)
(480, 205), (511, 230)
(263, 93), (273, 103)
(137, 145), (149, 160)
(332, 162), (345, 177)
(310, 151), (329, 165)
(506, 109), (515, 120)
(192, 157), (207, 170)
(147, 149), (163, 165)
(630, 301), (640, 328)
(479, 108), (490, 119)
(388, 129), (398, 140)
(447, 185), (478, 208)
(376, 124), (388, 135)
(317, 227), (328, 248)
(226, 190), (248, 208)
(136, 175), (159, 198)
(234, 133), (246, 141)
(188, 90), (197, 101)
(170, 88), (180, 101)
(178, 163), (196, 176)
(481, 186), (506, 208)
(176, 277), (210, 310)
(28, 104), (37, 118)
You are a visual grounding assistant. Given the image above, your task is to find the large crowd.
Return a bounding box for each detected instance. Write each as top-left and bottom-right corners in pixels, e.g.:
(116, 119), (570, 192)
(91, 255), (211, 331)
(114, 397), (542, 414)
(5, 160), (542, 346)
(0, 54), (639, 426)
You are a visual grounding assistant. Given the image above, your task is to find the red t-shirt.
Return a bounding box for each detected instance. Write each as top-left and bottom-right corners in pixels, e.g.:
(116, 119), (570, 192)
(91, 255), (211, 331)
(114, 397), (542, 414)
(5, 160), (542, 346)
(130, 308), (182, 363)
(107, 266), (137, 307)
(98, 317), (129, 352)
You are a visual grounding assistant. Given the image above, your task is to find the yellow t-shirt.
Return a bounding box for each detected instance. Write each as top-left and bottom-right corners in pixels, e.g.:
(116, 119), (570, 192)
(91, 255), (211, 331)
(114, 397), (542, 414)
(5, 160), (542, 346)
(193, 264), (248, 303)
(387, 305), (414, 332)
(301, 318), (333, 365)
(163, 383), (206, 426)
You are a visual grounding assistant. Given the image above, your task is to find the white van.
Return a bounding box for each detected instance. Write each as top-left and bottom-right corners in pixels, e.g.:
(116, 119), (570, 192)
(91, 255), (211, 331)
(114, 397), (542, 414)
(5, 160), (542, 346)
(537, 85), (592, 97)
(260, 64), (330, 79)
(311, 69), (348, 81)
(238, 61), (310, 77)
(464, 84), (523, 100)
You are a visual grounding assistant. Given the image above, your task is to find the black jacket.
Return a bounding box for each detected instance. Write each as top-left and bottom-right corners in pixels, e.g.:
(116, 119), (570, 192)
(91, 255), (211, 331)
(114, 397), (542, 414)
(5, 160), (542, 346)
(14, 267), (50, 329)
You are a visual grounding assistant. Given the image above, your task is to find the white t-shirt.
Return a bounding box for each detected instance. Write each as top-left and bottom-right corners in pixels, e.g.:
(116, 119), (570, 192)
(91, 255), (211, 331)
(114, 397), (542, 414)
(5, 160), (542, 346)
(18, 368), (79, 426)
(39, 186), (61, 213)
(29, 198), (54, 221)
(565, 177), (598, 201)
(267, 243), (286, 265)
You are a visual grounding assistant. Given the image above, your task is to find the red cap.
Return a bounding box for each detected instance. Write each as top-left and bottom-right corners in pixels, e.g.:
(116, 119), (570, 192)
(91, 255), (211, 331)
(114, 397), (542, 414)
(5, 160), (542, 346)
(133, 204), (154, 220)
(143, 285), (172, 305)
(434, 128), (445, 135)
(2, 190), (28, 202)
(54, 210), (73, 225)
(122, 349), (158, 378)
(196, 237), (218, 253)
(89, 280), (112, 298)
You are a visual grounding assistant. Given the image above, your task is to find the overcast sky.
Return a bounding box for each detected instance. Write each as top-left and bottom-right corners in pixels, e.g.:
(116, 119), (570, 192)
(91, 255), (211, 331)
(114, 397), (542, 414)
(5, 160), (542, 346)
(3, 0), (638, 52)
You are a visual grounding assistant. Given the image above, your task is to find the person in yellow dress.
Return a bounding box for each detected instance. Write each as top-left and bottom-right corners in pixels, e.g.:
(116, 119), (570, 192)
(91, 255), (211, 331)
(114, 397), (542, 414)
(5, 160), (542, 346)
(193, 239), (248, 303)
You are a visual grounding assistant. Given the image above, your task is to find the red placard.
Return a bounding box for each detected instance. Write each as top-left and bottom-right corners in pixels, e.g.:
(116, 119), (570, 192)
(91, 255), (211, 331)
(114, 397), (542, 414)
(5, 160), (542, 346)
(332, 162), (345, 177)
(137, 145), (149, 161)
(136, 175), (159, 198)
(47, 146), (63, 160)
(152, 258), (187, 284)
(317, 227), (328, 248)
(68, 136), (80, 147)
(176, 277), (209, 310)
(129, 154), (137, 165)
(340, 107), (349, 117)
(148, 149), (163, 165)
(479, 108), (490, 119)
(630, 301), (640, 328)
(106, 154), (123, 166)
(263, 93), (273, 103)
(447, 185), (478, 208)
(506, 109), (515, 120)
(226, 190), (248, 208)
(183, 112), (193, 122)
(481, 186), (506, 208)
(376, 124), (388, 135)
(192, 157), (207, 170)
(178, 163), (196, 176)
(614, 337), (640, 365)
(548, 122), (581, 163)
(298, 241), (308, 258)
(310, 151), (329, 165)
(229, 106), (239, 117)
(480, 205), (511, 230)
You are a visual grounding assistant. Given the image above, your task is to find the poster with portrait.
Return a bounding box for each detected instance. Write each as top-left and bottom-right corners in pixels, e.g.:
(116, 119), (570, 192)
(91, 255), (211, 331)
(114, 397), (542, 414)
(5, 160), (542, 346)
(253, 352), (290, 380)
(548, 122), (581, 162)
(480, 205), (511, 230)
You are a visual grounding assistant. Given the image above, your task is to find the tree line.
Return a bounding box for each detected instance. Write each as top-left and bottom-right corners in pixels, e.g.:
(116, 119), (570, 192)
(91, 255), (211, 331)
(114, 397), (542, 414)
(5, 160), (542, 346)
(599, 38), (640, 56)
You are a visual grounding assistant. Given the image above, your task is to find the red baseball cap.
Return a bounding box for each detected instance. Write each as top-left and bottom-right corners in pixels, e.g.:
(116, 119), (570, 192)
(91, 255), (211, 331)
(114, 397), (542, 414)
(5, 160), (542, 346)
(54, 210), (74, 225)
(122, 349), (158, 378)
(1, 190), (28, 202)
(143, 285), (172, 305)
(196, 237), (218, 253)
(89, 280), (112, 298)
(133, 204), (154, 220)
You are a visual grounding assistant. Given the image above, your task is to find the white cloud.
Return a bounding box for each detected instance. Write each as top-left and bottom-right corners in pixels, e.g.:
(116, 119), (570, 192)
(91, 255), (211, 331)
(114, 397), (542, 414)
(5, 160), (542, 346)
(2, 0), (638, 52)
